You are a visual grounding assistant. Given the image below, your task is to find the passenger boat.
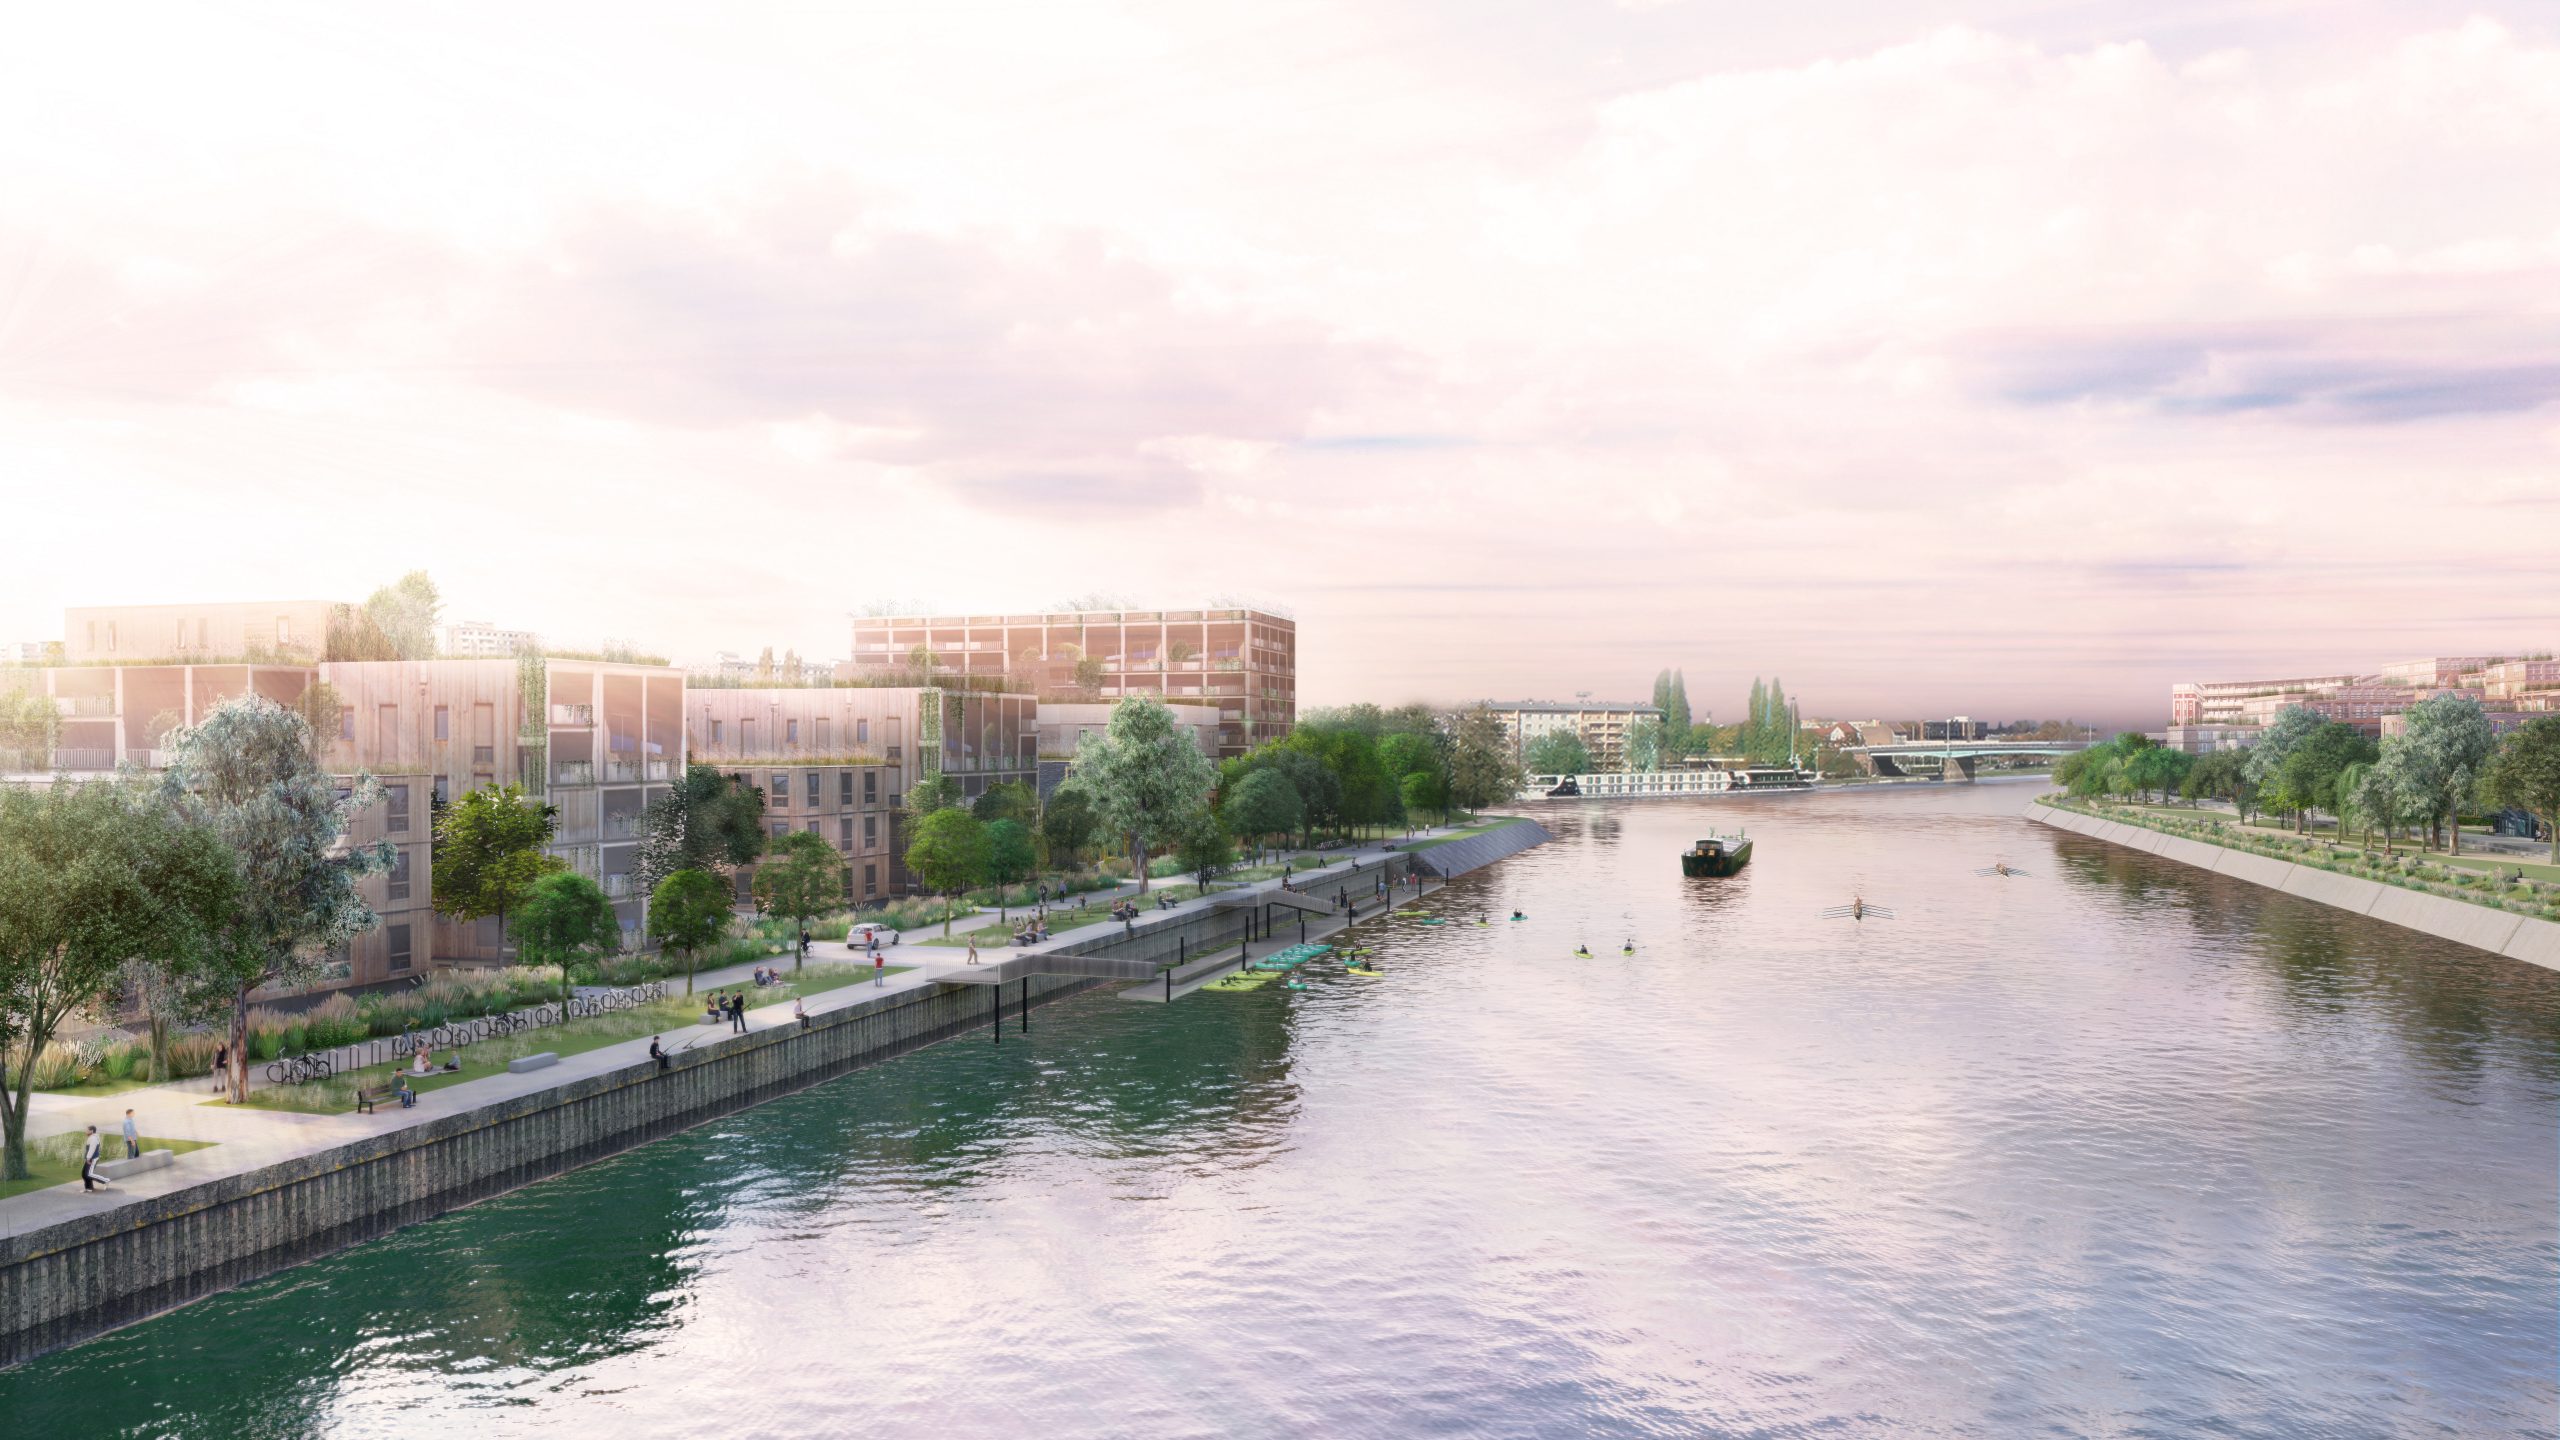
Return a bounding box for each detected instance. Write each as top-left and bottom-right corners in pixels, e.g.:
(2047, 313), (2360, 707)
(1680, 832), (1752, 877)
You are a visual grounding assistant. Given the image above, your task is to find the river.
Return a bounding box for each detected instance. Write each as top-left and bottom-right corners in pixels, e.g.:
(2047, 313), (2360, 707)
(5, 780), (2554, 1437)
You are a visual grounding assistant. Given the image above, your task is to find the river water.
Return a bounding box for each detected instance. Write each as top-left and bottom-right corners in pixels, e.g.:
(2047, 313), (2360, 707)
(6, 781), (2555, 1438)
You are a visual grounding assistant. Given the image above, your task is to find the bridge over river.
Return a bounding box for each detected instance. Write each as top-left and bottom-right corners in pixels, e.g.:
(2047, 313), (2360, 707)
(1840, 737), (2094, 779)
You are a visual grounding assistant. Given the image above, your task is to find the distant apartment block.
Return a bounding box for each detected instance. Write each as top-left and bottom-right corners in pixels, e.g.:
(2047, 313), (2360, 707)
(2167, 652), (2557, 748)
(441, 619), (539, 658)
(845, 606), (1293, 759)
(1479, 700), (1663, 772)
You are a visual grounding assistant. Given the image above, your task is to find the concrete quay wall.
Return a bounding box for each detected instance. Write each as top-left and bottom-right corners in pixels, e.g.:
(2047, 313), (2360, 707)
(1409, 818), (1552, 879)
(0, 972), (1096, 1369)
(2030, 803), (2560, 972)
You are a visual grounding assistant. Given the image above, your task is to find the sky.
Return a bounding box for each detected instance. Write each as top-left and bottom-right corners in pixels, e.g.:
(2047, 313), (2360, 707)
(1, 2), (2554, 730)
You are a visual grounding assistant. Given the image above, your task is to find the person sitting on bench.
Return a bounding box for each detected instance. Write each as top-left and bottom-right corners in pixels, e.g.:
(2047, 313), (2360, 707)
(395, 1076), (417, 1108)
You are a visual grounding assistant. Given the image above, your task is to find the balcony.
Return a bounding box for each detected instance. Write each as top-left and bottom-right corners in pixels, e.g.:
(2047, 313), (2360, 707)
(553, 761), (594, 786)
(605, 760), (639, 783)
(606, 812), (644, 839)
(648, 759), (674, 781)
(59, 695), (115, 717)
(550, 703), (595, 725)
(50, 747), (116, 771)
(603, 873), (632, 899)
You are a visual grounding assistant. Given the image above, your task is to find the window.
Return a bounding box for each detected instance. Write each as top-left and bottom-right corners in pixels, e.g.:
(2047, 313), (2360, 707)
(787, 718), (800, 745)
(339, 706), (354, 741)
(807, 820), (821, 836)
(433, 706), (450, 740)
(772, 772), (789, 806)
(838, 770), (853, 805)
(388, 850), (411, 901)
(432, 775), (449, 806)
(385, 784), (409, 833)
(863, 814), (877, 848)
(805, 772), (818, 806)
(840, 816), (854, 843)
(770, 822), (789, 838)
(856, 718), (869, 744)
(864, 770), (878, 804)
(710, 719), (724, 745)
(387, 923), (413, 972)
(863, 863), (877, 896)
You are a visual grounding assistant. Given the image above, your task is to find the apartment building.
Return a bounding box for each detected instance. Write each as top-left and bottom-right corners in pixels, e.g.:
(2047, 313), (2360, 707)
(1479, 700), (1664, 772)
(0, 649), (686, 982)
(843, 605), (1294, 759)
(441, 619), (539, 658)
(2168, 653), (2558, 739)
(63, 600), (341, 663)
(1036, 701), (1221, 759)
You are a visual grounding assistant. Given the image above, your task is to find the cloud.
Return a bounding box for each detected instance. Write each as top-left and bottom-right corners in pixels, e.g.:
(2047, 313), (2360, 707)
(1958, 323), (2560, 422)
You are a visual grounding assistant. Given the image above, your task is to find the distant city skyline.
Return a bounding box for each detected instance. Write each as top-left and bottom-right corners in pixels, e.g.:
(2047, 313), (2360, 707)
(5, 3), (2555, 729)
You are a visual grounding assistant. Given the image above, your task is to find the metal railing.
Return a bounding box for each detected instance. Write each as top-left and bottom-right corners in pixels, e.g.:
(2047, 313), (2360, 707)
(554, 761), (594, 785)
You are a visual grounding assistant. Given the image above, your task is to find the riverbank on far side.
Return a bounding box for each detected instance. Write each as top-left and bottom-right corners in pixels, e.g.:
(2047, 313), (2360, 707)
(2030, 801), (2560, 971)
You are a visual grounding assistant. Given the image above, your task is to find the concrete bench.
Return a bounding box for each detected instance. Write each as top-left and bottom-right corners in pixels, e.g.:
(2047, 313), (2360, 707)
(96, 1148), (173, 1180)
(506, 1052), (560, 1074)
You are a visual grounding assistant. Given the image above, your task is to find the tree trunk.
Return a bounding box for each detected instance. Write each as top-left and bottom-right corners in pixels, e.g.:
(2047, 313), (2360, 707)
(685, 947), (695, 995)
(148, 1011), (171, 1086)
(3, 1066), (31, 1181)
(229, 983), (252, 1105)
(1130, 830), (1150, 895)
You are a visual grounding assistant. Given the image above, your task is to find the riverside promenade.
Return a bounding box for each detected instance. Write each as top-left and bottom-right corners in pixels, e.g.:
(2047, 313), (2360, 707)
(0, 815), (1544, 1365)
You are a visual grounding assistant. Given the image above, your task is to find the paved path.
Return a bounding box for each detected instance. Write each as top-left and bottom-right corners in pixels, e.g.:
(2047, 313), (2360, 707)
(0, 819), (1503, 1237)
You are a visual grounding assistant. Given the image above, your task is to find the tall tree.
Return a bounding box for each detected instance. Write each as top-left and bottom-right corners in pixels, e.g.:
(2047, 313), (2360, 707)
(162, 696), (392, 1104)
(1071, 698), (1216, 894)
(1038, 783), (1099, 876)
(1449, 705), (1519, 813)
(647, 869), (732, 995)
(1173, 810), (1236, 893)
(904, 808), (990, 935)
(903, 771), (963, 819)
(1222, 767), (1303, 859)
(362, 570), (442, 661)
(1622, 717), (1667, 774)
(2396, 693), (2497, 854)
(2484, 716), (2560, 863)
(632, 764), (767, 899)
(752, 830), (846, 967)
(983, 818), (1037, 920)
(0, 778), (235, 1179)
(433, 783), (565, 959)
(0, 687), (60, 771)
(971, 780), (1040, 825)
(513, 870), (622, 1001)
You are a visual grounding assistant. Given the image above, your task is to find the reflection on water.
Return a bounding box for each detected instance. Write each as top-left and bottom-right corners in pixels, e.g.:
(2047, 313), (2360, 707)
(6, 781), (2554, 1439)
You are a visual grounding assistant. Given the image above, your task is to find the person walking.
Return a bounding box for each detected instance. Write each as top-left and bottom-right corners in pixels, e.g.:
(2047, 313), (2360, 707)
(730, 993), (748, 1034)
(874, 950), (887, 986)
(120, 1108), (140, 1159)
(81, 1125), (109, 1192)
(966, 939), (980, 965)
(799, 927), (810, 961)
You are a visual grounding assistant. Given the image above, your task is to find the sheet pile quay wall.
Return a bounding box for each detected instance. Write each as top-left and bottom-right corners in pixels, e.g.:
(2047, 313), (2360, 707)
(2031, 803), (2560, 972)
(0, 972), (1097, 1369)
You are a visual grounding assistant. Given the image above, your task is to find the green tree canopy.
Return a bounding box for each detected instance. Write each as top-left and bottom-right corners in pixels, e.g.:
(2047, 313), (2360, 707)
(983, 818), (1037, 919)
(1038, 784), (1099, 871)
(433, 783), (564, 957)
(1449, 705), (1518, 812)
(972, 780), (1040, 825)
(647, 868), (732, 995)
(0, 777), (236, 1179)
(633, 765), (767, 899)
(1174, 810), (1236, 892)
(752, 831), (846, 965)
(0, 687), (60, 772)
(2395, 693), (2498, 853)
(513, 870), (622, 999)
(1221, 767), (1303, 858)
(904, 771), (963, 819)
(363, 570), (442, 661)
(162, 695), (391, 1103)
(1070, 698), (1215, 894)
(1523, 730), (1592, 776)
(905, 808), (990, 934)
(2485, 715), (2560, 863)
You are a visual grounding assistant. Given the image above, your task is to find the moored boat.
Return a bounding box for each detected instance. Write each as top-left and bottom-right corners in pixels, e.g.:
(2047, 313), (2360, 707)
(1681, 832), (1752, 877)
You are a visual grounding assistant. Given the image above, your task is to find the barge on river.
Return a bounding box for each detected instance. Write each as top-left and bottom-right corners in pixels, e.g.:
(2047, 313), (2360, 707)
(1681, 832), (1753, 877)
(1535, 764), (1816, 799)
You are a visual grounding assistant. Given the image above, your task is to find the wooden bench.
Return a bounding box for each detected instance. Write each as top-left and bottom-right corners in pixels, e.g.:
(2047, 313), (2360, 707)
(354, 1087), (407, 1114)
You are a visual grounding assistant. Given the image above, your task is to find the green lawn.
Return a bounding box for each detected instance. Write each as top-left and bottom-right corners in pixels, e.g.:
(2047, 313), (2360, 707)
(1397, 818), (1519, 852)
(222, 965), (910, 1114)
(0, 1134), (217, 1200)
(37, 1074), (158, 1100)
